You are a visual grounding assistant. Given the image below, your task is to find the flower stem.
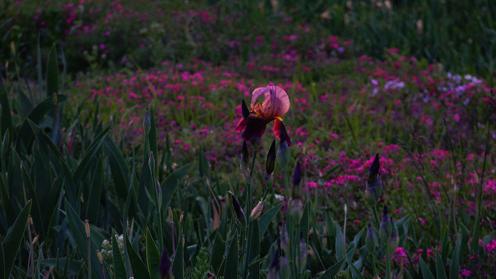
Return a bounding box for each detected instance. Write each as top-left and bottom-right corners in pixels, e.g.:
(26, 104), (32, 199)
(243, 148), (257, 279)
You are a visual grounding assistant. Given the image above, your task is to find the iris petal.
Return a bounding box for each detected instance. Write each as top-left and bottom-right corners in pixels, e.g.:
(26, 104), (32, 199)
(251, 85), (290, 119)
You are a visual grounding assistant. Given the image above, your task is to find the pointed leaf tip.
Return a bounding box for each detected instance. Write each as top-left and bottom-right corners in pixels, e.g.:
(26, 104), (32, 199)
(229, 191), (246, 224)
(369, 153), (380, 178)
(279, 121), (291, 146)
(266, 140), (276, 176)
(241, 99), (249, 118)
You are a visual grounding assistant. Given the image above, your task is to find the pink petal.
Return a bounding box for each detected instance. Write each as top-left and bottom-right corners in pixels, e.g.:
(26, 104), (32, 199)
(251, 85), (290, 119)
(251, 87), (270, 105)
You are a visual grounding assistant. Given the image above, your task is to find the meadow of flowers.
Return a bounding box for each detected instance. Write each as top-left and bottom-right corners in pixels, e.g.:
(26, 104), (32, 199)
(0, 1), (495, 278)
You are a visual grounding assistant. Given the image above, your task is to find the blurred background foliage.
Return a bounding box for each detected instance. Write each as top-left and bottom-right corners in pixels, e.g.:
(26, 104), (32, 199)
(1, 0), (495, 82)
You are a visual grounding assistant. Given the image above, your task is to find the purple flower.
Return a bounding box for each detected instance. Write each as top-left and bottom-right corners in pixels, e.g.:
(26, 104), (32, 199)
(306, 181), (318, 189)
(484, 239), (496, 253)
(460, 268), (472, 278)
(393, 246), (408, 265)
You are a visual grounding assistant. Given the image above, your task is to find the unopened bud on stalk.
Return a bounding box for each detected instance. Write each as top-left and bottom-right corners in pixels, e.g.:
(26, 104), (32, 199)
(266, 140), (277, 176)
(84, 219), (91, 238)
(228, 191), (246, 224)
(292, 160), (302, 187)
(211, 200), (221, 231)
(250, 200), (264, 220)
(278, 121), (291, 157)
(367, 154), (383, 200)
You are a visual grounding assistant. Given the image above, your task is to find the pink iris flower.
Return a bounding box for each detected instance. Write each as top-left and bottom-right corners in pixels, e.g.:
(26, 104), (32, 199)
(236, 85), (291, 143)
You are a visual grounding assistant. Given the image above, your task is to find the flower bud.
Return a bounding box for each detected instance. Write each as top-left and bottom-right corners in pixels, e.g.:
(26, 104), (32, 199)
(84, 219), (91, 238)
(367, 154), (383, 200)
(292, 160), (302, 187)
(211, 200), (221, 231)
(266, 140), (277, 176)
(277, 121), (291, 157)
(229, 191), (246, 224)
(250, 200), (264, 220)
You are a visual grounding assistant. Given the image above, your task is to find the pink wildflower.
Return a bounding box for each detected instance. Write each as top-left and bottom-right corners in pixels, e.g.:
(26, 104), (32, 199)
(393, 246), (408, 265)
(460, 268), (472, 278)
(484, 180), (496, 194)
(306, 181), (318, 189)
(484, 239), (496, 253)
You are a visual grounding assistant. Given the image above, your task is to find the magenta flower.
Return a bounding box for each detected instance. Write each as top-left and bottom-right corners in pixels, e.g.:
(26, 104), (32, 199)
(306, 181), (318, 189)
(484, 239), (496, 253)
(484, 180), (496, 194)
(460, 268), (472, 278)
(393, 246), (408, 265)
